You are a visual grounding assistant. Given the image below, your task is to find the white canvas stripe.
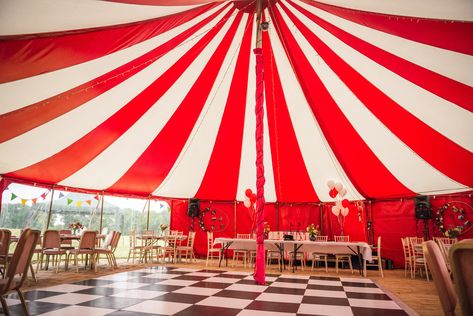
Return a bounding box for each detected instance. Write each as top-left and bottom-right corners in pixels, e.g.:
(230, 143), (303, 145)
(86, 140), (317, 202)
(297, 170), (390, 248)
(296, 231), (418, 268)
(60, 12), (239, 190)
(277, 5), (469, 194)
(306, 0), (473, 21)
(0, 4), (228, 115)
(284, 3), (473, 152)
(292, 0), (473, 87)
(267, 10), (363, 202)
(0, 0), (209, 36)
(153, 14), (249, 198)
(236, 15), (277, 203)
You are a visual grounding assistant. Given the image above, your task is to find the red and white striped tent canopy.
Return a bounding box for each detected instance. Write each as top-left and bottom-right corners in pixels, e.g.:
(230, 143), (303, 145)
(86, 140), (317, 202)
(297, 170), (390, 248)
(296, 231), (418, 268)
(1, 0), (472, 203)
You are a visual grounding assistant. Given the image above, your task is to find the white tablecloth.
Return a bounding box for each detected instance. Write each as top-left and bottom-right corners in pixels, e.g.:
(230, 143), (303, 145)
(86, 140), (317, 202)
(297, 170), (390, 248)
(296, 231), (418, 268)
(214, 237), (372, 261)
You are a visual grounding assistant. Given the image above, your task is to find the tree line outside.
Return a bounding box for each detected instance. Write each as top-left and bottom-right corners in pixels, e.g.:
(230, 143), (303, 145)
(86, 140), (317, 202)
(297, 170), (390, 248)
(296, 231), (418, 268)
(1, 190), (170, 259)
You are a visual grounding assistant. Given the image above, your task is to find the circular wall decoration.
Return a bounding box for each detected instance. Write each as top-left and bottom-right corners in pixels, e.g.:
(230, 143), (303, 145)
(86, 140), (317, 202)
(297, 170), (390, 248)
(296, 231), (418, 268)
(199, 207), (229, 233)
(435, 201), (472, 238)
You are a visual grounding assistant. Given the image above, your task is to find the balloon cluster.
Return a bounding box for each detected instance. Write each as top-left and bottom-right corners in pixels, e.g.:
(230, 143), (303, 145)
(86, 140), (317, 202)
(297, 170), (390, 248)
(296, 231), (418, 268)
(244, 188), (257, 208)
(326, 180), (353, 217)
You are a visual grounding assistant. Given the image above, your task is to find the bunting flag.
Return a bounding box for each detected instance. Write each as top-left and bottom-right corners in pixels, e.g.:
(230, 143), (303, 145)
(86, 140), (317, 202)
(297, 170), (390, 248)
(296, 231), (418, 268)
(32, 198), (37, 205)
(59, 192), (65, 199)
(77, 201), (82, 207)
(41, 192), (47, 199)
(67, 198), (73, 205)
(94, 195), (99, 200)
(10, 193), (17, 201)
(86, 200), (92, 206)
(21, 199), (27, 206)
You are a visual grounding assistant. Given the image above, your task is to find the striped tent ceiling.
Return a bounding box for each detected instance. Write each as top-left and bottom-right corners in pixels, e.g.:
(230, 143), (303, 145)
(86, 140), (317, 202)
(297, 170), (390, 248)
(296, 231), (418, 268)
(0, 0), (472, 202)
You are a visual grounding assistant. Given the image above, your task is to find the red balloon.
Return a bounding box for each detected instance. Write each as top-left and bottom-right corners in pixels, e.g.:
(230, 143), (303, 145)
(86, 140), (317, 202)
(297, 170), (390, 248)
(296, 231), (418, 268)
(342, 199), (350, 208)
(245, 189), (253, 197)
(250, 194), (257, 203)
(329, 188), (337, 198)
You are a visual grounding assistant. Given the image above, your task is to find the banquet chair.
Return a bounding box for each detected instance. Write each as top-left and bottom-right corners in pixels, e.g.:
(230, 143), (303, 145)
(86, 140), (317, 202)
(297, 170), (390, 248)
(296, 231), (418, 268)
(0, 228), (40, 316)
(206, 231), (221, 266)
(423, 240), (457, 316)
(127, 230), (145, 263)
(401, 237), (414, 278)
(289, 233), (306, 271)
(0, 229), (11, 278)
(433, 237), (457, 245)
(334, 235), (353, 274)
(66, 231), (97, 272)
(59, 229), (75, 250)
(410, 238), (429, 280)
(177, 231), (196, 263)
(449, 239), (473, 316)
(436, 239), (452, 273)
(311, 235), (328, 272)
(364, 236), (384, 277)
(233, 234), (251, 267)
(36, 230), (67, 273)
(96, 231), (121, 271)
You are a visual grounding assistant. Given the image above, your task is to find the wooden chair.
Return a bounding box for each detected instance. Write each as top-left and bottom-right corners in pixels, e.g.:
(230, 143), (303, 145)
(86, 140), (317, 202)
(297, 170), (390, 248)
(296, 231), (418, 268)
(36, 230), (67, 273)
(127, 230), (144, 263)
(233, 234), (250, 267)
(364, 236), (384, 277)
(59, 229), (74, 250)
(311, 235), (329, 272)
(401, 237), (414, 278)
(177, 231), (196, 263)
(449, 239), (473, 316)
(433, 237), (457, 245)
(0, 228), (40, 316)
(0, 229), (11, 278)
(334, 235), (353, 274)
(423, 240), (457, 316)
(96, 231), (121, 271)
(206, 231), (221, 266)
(66, 231), (97, 272)
(410, 238), (429, 280)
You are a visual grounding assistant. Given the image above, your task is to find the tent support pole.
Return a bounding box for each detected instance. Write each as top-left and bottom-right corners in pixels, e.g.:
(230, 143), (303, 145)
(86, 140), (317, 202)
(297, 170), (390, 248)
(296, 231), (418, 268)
(319, 203), (323, 235)
(45, 187), (55, 230)
(234, 200), (237, 238)
(99, 192), (104, 234)
(146, 197), (151, 231)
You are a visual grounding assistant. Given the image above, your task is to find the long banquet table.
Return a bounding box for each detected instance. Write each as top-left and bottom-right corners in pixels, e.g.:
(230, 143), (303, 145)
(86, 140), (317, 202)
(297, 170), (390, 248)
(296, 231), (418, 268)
(214, 237), (372, 276)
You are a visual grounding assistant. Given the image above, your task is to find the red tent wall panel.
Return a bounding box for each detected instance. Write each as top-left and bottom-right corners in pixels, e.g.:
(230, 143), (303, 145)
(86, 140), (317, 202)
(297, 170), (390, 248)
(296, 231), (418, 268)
(343, 204), (368, 242)
(170, 200), (236, 257)
(372, 200), (417, 268)
(278, 203), (320, 235)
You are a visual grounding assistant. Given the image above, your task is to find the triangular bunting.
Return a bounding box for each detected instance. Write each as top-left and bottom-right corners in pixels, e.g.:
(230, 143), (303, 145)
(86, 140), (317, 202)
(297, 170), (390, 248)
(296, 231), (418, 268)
(67, 198), (73, 205)
(32, 198), (37, 205)
(11, 193), (17, 200)
(94, 195), (99, 200)
(86, 200), (91, 206)
(21, 199), (27, 206)
(41, 192), (47, 199)
(77, 201), (82, 207)
(59, 192), (65, 199)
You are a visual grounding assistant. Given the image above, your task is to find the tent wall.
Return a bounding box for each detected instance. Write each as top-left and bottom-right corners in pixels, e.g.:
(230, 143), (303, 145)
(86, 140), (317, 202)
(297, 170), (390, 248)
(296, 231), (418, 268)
(170, 193), (473, 267)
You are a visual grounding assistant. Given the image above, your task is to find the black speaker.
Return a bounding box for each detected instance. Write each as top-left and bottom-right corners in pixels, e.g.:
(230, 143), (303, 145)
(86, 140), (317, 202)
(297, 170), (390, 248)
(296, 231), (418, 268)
(188, 198), (200, 218)
(415, 195), (432, 219)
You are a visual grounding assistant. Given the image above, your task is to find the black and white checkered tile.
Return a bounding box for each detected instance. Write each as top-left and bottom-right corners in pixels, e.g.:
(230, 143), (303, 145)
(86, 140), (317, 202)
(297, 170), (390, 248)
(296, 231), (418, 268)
(3, 267), (409, 315)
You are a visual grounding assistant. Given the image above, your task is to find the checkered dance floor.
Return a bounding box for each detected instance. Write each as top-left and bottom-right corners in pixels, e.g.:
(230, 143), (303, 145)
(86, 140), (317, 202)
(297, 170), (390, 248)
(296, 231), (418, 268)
(3, 267), (410, 315)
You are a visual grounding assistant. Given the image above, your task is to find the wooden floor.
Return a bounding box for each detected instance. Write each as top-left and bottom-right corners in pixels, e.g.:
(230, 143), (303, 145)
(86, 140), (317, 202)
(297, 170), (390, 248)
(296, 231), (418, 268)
(19, 258), (450, 316)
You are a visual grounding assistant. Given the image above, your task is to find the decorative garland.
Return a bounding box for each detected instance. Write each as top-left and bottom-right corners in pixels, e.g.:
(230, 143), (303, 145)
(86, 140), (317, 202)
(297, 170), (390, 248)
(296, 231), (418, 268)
(435, 202), (472, 238)
(198, 207), (227, 232)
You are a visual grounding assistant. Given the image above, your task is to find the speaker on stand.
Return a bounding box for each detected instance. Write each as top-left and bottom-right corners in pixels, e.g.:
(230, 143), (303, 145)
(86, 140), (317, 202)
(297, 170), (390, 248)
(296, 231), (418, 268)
(414, 196), (432, 240)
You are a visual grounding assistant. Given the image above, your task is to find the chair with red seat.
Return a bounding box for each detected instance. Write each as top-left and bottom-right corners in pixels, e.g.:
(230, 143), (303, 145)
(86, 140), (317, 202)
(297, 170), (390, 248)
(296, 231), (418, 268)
(66, 230), (97, 272)
(36, 230), (68, 273)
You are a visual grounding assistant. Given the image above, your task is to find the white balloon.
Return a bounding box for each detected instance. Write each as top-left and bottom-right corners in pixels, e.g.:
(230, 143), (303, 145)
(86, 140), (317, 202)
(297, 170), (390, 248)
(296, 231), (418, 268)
(243, 198), (251, 208)
(341, 207), (349, 217)
(327, 180), (335, 189)
(335, 182), (343, 192)
(339, 188), (347, 197)
(331, 205), (340, 216)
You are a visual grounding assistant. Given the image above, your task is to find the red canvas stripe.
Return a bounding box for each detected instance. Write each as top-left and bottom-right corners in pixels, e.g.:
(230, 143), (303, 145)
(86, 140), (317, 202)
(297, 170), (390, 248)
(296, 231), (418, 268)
(303, 0), (473, 55)
(270, 6), (413, 199)
(279, 3), (473, 187)
(195, 14), (254, 200)
(0, 4), (229, 144)
(108, 11), (243, 195)
(0, 3), (217, 83)
(262, 25), (318, 202)
(289, 0), (473, 113)
(5, 7), (233, 185)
